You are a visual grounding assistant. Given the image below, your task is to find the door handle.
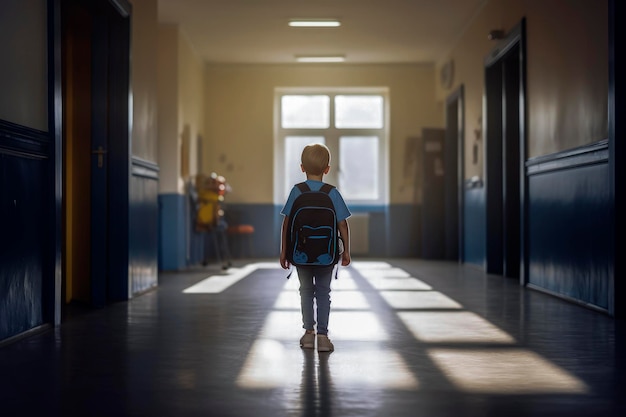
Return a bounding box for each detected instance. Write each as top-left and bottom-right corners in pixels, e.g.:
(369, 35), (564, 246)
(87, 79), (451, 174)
(92, 146), (107, 168)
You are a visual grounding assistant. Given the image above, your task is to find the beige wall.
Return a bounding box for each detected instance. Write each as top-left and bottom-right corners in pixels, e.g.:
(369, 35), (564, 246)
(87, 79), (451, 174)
(0, 0), (47, 131)
(164, 0), (607, 200)
(177, 31), (204, 180)
(157, 24), (180, 193)
(203, 63), (442, 205)
(525, 0), (608, 157)
(130, 0), (158, 162)
(157, 24), (205, 194)
(436, 0), (607, 179)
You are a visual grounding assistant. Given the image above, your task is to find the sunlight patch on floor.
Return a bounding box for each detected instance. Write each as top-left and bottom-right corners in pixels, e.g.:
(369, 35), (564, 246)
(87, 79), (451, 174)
(258, 310), (386, 341)
(237, 268), (407, 390)
(235, 260), (589, 396)
(361, 276), (432, 291)
(429, 349), (589, 394)
(397, 311), (516, 343)
(273, 290), (370, 310)
(331, 291), (371, 310)
(352, 261), (589, 395)
(379, 290), (463, 309)
(351, 261), (393, 270)
(329, 349), (419, 389)
(236, 338), (304, 388)
(327, 311), (387, 341)
(237, 339), (418, 390)
(182, 262), (281, 293)
(357, 267), (411, 279)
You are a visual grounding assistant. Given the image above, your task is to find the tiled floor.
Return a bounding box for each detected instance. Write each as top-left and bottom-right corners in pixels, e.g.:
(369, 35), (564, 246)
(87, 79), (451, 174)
(1, 259), (624, 416)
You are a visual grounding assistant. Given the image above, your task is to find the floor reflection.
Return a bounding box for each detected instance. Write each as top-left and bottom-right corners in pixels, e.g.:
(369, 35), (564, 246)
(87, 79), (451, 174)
(293, 350), (333, 417)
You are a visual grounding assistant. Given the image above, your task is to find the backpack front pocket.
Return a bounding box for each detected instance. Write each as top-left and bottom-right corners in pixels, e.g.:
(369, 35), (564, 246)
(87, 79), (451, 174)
(294, 226), (334, 265)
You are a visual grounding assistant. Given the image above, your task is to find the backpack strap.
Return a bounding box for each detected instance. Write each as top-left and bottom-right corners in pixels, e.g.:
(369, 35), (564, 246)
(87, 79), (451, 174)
(295, 182), (335, 194)
(320, 183), (335, 194)
(296, 182), (310, 192)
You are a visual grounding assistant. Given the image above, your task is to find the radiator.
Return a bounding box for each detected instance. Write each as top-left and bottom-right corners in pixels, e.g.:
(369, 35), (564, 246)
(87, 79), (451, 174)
(348, 213), (369, 255)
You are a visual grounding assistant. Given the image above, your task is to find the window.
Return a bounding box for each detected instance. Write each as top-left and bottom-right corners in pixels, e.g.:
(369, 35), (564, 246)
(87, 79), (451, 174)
(274, 88), (388, 206)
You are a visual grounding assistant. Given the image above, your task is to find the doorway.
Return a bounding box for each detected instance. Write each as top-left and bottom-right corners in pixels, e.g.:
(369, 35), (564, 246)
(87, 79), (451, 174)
(484, 21), (526, 280)
(61, 0), (131, 308)
(444, 86), (464, 261)
(62, 0), (92, 307)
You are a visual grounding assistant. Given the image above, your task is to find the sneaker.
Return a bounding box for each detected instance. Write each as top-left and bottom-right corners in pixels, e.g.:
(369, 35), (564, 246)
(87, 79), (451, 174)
(300, 331), (315, 349)
(317, 334), (334, 352)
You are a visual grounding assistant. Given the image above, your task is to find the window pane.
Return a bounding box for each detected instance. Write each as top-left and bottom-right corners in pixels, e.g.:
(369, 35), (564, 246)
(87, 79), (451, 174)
(281, 95), (330, 128)
(335, 95), (383, 128)
(339, 136), (378, 199)
(285, 136), (325, 196)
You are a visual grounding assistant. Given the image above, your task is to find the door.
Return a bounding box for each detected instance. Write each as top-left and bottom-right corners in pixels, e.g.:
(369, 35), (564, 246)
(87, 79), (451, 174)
(90, 1), (109, 307)
(444, 86), (464, 261)
(485, 22), (525, 280)
(421, 128), (445, 259)
(62, 0), (131, 308)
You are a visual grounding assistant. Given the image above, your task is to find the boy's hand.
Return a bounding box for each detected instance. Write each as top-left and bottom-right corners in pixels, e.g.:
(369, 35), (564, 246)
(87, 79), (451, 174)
(341, 252), (351, 266)
(280, 252), (290, 269)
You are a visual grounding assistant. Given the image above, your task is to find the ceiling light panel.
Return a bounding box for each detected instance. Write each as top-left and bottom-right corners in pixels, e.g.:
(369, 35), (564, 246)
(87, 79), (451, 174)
(288, 19), (341, 27)
(295, 56), (346, 63)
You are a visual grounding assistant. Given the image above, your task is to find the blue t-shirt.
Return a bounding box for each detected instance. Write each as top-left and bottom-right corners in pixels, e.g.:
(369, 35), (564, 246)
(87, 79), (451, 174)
(280, 180), (351, 222)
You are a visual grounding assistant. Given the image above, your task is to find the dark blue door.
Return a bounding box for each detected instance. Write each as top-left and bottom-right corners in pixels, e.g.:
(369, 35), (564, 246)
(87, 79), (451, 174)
(89, 0), (131, 307)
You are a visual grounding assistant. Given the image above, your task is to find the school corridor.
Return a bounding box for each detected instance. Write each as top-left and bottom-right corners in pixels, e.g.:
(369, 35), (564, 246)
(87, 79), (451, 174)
(0, 259), (623, 417)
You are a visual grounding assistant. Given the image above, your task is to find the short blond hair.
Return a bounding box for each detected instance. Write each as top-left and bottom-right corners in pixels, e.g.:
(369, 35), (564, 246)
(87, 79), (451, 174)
(301, 143), (331, 175)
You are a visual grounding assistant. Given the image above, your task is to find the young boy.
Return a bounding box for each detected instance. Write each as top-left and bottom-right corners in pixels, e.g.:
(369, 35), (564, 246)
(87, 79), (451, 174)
(280, 143), (351, 352)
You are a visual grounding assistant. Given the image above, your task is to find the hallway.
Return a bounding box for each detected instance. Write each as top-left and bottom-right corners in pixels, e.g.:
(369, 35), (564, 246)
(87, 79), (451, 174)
(1, 259), (623, 416)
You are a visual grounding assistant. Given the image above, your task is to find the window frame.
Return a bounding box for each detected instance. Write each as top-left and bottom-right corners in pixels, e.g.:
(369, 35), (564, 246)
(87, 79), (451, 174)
(274, 87), (389, 207)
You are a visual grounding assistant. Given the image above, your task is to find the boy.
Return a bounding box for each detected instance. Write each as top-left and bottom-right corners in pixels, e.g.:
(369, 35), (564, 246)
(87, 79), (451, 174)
(280, 143), (351, 352)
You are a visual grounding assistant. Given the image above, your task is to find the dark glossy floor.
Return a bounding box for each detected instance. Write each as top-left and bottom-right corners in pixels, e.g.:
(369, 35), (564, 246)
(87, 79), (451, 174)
(1, 259), (624, 417)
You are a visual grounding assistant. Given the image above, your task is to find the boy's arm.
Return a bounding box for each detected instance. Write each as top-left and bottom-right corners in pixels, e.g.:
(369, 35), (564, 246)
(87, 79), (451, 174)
(279, 216), (290, 269)
(338, 219), (351, 266)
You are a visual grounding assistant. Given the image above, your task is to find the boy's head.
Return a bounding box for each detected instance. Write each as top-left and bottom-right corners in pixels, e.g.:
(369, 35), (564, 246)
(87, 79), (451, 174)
(301, 143), (331, 175)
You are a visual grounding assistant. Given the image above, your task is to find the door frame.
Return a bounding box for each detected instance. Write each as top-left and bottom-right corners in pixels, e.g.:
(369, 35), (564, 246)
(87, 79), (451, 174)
(609, 0), (624, 318)
(484, 19), (527, 282)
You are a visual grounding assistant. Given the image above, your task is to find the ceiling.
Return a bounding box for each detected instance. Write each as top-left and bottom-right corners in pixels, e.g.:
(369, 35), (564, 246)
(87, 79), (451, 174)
(157, 0), (487, 65)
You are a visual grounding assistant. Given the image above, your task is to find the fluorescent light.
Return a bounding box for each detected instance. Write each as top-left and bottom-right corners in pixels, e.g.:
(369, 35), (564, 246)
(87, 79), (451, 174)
(288, 19), (341, 27)
(295, 55), (345, 63)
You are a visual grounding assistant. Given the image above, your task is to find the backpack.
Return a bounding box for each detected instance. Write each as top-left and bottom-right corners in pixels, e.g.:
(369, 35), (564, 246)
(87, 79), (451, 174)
(286, 182), (342, 267)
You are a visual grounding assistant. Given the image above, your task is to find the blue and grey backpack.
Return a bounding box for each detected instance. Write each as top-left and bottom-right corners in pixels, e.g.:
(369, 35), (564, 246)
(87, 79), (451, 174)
(286, 182), (342, 268)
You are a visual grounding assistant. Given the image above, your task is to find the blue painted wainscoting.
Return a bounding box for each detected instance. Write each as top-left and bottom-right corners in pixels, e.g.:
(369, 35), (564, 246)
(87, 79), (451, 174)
(161, 201), (428, 268)
(130, 158), (159, 294)
(526, 140), (611, 311)
(158, 193), (188, 271)
(218, 203), (419, 260)
(463, 179), (487, 268)
(0, 122), (51, 342)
